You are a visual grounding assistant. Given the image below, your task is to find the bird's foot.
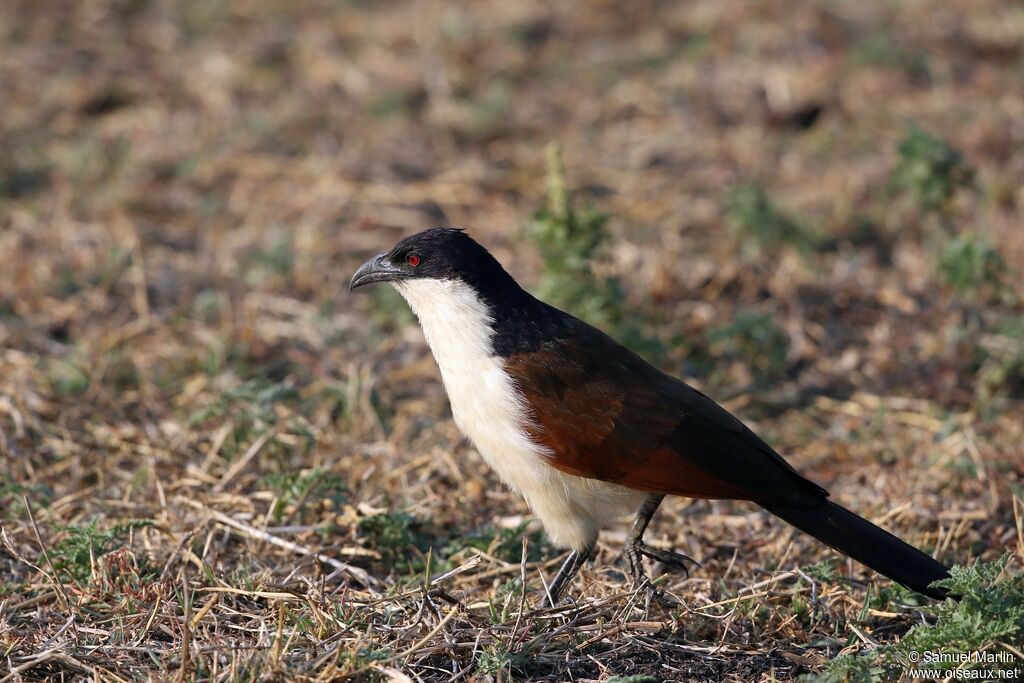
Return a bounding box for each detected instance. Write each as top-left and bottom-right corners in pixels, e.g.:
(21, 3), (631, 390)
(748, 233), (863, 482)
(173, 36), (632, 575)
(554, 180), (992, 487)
(626, 541), (698, 585)
(639, 544), (699, 576)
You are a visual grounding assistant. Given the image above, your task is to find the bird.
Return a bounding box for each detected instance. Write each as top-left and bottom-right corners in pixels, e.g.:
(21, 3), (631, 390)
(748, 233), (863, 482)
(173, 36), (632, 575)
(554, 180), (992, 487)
(350, 227), (952, 604)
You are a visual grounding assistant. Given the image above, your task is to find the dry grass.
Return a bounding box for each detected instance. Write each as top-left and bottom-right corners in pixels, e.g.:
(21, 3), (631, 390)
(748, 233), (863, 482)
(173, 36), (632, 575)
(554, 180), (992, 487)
(2, 0), (1023, 680)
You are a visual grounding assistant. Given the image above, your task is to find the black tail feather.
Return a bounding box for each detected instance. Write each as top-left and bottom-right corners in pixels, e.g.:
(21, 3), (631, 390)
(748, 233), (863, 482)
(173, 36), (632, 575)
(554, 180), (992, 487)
(764, 499), (950, 600)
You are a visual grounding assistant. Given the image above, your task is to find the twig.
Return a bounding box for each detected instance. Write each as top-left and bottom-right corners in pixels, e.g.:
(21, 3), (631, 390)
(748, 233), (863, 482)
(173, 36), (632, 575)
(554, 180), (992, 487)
(197, 586), (304, 601)
(212, 431), (273, 493)
(848, 623), (878, 647)
(176, 574), (191, 683)
(1, 649), (94, 682)
(429, 554), (482, 585)
(134, 593), (163, 646)
(511, 535), (529, 647)
(23, 496), (74, 614)
(388, 605), (461, 664)
(190, 592), (220, 628)
(160, 523), (208, 580)
(177, 497), (378, 590)
(270, 600), (285, 669)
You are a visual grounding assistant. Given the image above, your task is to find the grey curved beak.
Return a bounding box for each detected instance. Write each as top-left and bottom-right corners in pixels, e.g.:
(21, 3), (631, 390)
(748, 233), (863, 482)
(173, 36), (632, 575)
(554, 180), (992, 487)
(349, 253), (404, 291)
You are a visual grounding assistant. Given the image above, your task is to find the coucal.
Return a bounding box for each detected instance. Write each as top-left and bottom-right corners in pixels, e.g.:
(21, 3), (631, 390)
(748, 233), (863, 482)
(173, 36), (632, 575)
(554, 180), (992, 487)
(350, 228), (951, 603)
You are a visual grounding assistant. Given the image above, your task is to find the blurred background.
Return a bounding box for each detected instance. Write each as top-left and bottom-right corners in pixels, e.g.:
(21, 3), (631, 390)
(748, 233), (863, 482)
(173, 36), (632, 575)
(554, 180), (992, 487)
(1, 1), (1022, 680)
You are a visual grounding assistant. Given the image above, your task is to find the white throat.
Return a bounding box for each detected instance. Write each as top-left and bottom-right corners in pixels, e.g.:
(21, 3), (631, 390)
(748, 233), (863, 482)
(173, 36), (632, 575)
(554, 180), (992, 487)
(393, 278), (501, 398)
(391, 278), (646, 551)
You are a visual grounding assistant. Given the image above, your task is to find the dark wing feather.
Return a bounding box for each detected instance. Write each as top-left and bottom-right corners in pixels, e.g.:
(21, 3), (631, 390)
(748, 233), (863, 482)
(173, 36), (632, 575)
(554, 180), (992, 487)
(504, 313), (827, 506)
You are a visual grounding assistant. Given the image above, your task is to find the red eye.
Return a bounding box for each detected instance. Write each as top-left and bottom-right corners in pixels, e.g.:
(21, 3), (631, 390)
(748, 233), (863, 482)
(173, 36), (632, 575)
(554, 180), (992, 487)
(406, 253), (421, 267)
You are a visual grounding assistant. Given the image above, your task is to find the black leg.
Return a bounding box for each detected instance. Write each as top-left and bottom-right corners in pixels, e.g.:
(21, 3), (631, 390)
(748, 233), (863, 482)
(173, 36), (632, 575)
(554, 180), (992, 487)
(626, 494), (698, 587)
(542, 544), (594, 607)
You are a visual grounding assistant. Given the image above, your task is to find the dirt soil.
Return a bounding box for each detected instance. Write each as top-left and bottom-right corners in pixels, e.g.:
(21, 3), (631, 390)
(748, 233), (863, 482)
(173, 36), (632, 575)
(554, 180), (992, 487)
(1, 1), (1022, 681)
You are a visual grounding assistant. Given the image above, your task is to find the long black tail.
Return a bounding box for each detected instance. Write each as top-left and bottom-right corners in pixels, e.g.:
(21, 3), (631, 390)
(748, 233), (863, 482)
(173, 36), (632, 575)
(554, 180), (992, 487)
(764, 499), (950, 599)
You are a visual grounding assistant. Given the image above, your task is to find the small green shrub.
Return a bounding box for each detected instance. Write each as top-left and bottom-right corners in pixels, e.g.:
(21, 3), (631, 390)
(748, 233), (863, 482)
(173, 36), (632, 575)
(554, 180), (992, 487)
(807, 556), (1024, 682)
(939, 233), (1006, 296)
(475, 641), (530, 677)
(188, 378), (302, 455)
(358, 510), (439, 574)
(261, 468), (347, 523)
(368, 285), (415, 331)
(45, 358), (90, 396)
(891, 128), (974, 215)
(50, 518), (153, 582)
(975, 316), (1024, 406)
(530, 143), (618, 325)
(243, 234), (294, 285)
(708, 312), (790, 382)
(803, 557), (841, 583)
(359, 511), (418, 554)
(443, 521), (551, 563)
(808, 654), (883, 683)
(895, 555), (1023, 662)
(529, 143), (661, 358)
(337, 645), (390, 673)
(486, 577), (524, 624)
(364, 88), (420, 119)
(0, 477), (51, 517)
(725, 183), (815, 252)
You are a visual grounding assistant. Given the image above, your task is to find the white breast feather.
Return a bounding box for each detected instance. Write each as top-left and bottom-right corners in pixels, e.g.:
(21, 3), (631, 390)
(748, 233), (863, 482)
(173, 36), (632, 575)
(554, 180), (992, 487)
(394, 278), (646, 551)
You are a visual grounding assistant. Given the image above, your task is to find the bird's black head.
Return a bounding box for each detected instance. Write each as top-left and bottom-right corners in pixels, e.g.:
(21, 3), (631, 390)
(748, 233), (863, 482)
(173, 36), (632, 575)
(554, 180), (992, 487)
(351, 228), (573, 355)
(349, 228), (520, 297)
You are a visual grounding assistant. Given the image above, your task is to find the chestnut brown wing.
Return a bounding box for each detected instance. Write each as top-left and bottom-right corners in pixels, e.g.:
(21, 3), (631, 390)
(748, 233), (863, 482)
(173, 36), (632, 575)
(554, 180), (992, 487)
(504, 315), (827, 505)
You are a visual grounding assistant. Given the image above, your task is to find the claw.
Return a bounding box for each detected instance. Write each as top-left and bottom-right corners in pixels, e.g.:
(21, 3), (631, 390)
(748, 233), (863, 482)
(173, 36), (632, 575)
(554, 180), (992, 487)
(637, 544), (699, 577)
(624, 494), (694, 602)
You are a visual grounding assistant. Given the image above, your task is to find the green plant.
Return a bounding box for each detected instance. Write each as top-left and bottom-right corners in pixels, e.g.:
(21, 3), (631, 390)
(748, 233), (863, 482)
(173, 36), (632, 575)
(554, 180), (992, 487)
(863, 581), (925, 613)
(529, 143), (660, 358)
(891, 127), (974, 215)
(708, 311), (790, 383)
(337, 645), (391, 674)
(50, 518), (154, 582)
(261, 468), (347, 523)
(243, 234), (295, 285)
(486, 577), (524, 624)
(894, 555), (1023, 664)
(530, 143), (618, 324)
(359, 511), (417, 554)
(443, 521), (550, 563)
(368, 285), (415, 331)
(45, 357), (90, 396)
(803, 557), (840, 583)
(364, 88), (420, 119)
(358, 510), (439, 573)
(808, 556), (1024, 682)
(939, 233), (1006, 296)
(0, 477), (51, 517)
(725, 183), (815, 253)
(847, 33), (928, 80)
(974, 316), (1024, 407)
(188, 378), (300, 454)
(807, 654), (884, 683)
(475, 641), (529, 677)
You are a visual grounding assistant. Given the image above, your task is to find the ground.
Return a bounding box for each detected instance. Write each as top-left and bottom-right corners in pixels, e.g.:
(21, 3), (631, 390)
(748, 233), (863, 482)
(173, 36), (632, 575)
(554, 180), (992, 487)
(1, 0), (1023, 681)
